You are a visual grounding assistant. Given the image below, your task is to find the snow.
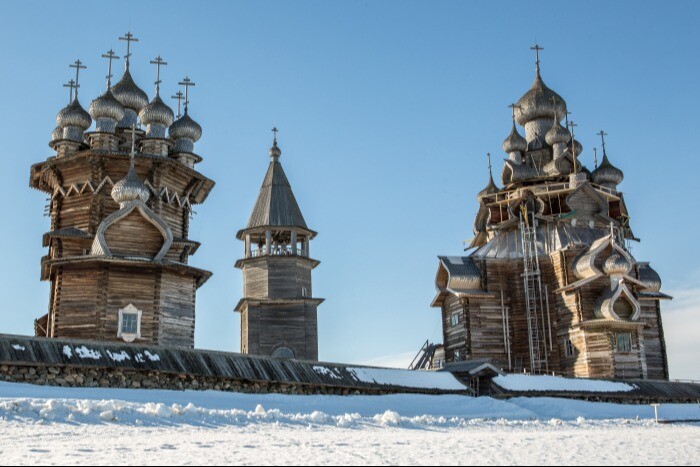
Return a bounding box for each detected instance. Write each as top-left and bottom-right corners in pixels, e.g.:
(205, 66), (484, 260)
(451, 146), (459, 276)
(106, 350), (131, 362)
(493, 374), (636, 392)
(62, 345), (73, 359)
(0, 381), (698, 465)
(74, 346), (102, 360)
(11, 344), (25, 351)
(312, 366), (342, 380)
(347, 367), (466, 390)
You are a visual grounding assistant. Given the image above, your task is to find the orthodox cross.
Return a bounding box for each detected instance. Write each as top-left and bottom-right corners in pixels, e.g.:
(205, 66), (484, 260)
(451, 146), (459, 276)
(272, 126), (279, 144)
(119, 31), (138, 69)
(530, 44), (543, 74)
(128, 123), (137, 161)
(150, 56), (167, 94)
(550, 96), (560, 121)
(597, 130), (608, 156)
(568, 120), (578, 173)
(508, 103), (519, 122)
(101, 49), (119, 89)
(63, 79), (78, 103)
(171, 91), (184, 119)
(69, 60), (86, 99)
(178, 76), (195, 113)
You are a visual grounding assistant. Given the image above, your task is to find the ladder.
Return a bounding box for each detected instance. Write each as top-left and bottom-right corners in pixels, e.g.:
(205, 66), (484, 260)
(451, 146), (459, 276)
(519, 207), (548, 373)
(409, 340), (437, 370)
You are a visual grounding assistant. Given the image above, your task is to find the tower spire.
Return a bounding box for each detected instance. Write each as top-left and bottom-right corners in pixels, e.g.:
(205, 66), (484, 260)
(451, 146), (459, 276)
(487, 152), (493, 179)
(119, 31), (138, 70)
(69, 59), (86, 99)
(150, 56), (167, 95)
(101, 50), (119, 89)
(530, 44), (544, 76)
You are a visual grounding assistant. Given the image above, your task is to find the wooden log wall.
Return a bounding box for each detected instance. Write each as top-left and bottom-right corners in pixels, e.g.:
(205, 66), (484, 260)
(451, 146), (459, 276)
(245, 302), (319, 361)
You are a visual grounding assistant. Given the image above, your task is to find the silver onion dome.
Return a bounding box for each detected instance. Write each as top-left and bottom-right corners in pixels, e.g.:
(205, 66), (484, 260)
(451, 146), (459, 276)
(139, 94), (174, 138)
(57, 99), (92, 142)
(112, 69), (149, 128)
(111, 163), (151, 206)
(50, 126), (63, 142)
(169, 112), (202, 153)
(592, 154), (624, 188)
(269, 140), (282, 160)
(514, 74), (567, 126)
(57, 98), (92, 129)
(637, 262), (662, 293)
(89, 89), (126, 133)
(502, 123), (527, 154)
(603, 253), (631, 276)
(545, 118), (571, 146)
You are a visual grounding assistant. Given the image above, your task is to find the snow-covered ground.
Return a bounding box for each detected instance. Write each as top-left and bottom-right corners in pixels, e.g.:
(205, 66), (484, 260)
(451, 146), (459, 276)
(0, 381), (698, 465)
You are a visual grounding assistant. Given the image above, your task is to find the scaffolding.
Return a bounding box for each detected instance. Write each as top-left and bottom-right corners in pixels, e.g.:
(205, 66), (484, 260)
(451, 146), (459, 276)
(519, 207), (548, 373)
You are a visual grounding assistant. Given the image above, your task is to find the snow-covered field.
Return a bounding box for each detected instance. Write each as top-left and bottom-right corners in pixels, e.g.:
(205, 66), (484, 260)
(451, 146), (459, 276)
(0, 381), (698, 465)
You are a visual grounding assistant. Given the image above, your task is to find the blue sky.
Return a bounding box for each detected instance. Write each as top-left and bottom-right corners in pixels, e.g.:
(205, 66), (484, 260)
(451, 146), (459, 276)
(0, 1), (698, 378)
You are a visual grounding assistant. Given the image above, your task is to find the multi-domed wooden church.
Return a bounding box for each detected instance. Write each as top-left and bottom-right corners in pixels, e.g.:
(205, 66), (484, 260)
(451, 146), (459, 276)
(30, 35), (214, 348)
(431, 46), (671, 380)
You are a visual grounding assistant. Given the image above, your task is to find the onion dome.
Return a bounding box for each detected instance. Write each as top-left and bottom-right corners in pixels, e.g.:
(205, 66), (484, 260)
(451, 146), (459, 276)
(50, 126), (63, 142)
(514, 73), (567, 126)
(603, 253), (631, 276)
(545, 118), (570, 146)
(89, 89), (125, 133)
(56, 98), (92, 142)
(169, 111), (202, 153)
(111, 69), (149, 128)
(637, 263), (662, 293)
(591, 154), (624, 188)
(269, 139), (282, 160)
(502, 123), (527, 154)
(139, 94), (174, 139)
(111, 161), (151, 206)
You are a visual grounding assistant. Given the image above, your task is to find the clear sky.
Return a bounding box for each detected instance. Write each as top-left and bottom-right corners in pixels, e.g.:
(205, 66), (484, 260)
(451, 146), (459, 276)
(0, 1), (698, 378)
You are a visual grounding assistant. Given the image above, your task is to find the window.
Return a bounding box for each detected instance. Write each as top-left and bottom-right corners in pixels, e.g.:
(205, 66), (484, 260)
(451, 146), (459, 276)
(616, 333), (632, 353)
(565, 339), (575, 357)
(451, 313), (460, 327)
(117, 304), (142, 343)
(454, 349), (462, 361)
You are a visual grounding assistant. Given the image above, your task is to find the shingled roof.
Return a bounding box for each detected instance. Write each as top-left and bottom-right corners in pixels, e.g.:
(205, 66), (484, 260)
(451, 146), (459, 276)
(236, 138), (317, 240)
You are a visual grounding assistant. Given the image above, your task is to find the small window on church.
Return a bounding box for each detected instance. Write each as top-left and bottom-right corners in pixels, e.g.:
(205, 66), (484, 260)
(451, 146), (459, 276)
(118, 304), (142, 343)
(616, 333), (632, 353)
(565, 339), (575, 357)
(451, 313), (460, 327)
(454, 349), (462, 361)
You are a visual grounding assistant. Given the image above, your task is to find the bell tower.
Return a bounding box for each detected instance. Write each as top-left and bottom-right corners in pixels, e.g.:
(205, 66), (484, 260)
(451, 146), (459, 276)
(235, 130), (323, 360)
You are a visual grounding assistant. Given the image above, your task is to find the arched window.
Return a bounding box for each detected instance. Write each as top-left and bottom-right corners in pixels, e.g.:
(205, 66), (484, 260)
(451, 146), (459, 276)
(271, 347), (295, 359)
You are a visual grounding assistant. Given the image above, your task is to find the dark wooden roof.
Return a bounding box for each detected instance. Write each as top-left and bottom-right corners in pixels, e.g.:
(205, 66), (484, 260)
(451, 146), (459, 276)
(238, 160), (310, 238)
(0, 334), (468, 395)
(490, 377), (700, 403)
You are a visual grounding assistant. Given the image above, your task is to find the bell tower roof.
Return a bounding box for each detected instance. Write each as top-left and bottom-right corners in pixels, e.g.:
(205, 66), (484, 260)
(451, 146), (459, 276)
(237, 133), (315, 239)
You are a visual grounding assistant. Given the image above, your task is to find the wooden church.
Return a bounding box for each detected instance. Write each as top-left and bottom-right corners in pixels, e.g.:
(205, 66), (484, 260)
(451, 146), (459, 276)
(431, 46), (671, 380)
(234, 131), (323, 361)
(30, 34), (214, 348)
